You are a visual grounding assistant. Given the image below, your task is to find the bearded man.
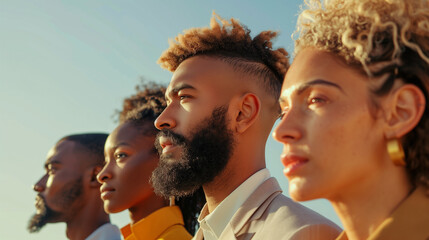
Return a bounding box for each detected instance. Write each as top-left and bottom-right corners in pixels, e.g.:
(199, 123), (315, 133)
(29, 133), (121, 240)
(152, 14), (341, 240)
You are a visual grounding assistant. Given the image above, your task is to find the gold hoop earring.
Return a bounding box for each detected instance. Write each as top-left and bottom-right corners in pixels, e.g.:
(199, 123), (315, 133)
(169, 196), (175, 206)
(387, 139), (406, 166)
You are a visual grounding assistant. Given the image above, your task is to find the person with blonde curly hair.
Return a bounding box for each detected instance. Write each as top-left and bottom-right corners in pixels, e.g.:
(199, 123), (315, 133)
(273, 0), (429, 239)
(154, 13), (340, 240)
(97, 83), (205, 239)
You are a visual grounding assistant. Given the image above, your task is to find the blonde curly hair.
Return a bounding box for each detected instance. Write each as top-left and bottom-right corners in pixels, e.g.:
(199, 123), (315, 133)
(158, 13), (289, 100)
(295, 0), (429, 190)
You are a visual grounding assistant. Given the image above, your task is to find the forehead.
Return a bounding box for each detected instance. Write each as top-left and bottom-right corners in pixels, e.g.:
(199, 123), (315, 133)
(167, 55), (237, 94)
(45, 140), (82, 166)
(105, 122), (155, 150)
(283, 48), (364, 91)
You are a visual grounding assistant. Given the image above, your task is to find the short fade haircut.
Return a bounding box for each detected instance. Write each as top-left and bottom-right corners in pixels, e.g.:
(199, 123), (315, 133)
(60, 133), (108, 166)
(158, 13), (290, 101)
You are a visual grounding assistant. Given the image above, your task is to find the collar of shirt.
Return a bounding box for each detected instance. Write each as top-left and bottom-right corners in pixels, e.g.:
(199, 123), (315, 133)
(197, 168), (271, 240)
(121, 206), (185, 240)
(85, 223), (121, 240)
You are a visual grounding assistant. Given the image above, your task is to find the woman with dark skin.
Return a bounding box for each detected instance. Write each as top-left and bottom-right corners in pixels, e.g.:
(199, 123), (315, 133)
(97, 84), (204, 240)
(273, 0), (429, 239)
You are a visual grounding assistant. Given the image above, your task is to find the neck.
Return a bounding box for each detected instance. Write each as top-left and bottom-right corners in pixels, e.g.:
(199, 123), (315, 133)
(330, 166), (412, 240)
(65, 198), (110, 240)
(128, 192), (168, 224)
(203, 143), (266, 213)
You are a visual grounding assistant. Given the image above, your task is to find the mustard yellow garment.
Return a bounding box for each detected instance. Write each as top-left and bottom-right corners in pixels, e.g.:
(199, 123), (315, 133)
(121, 206), (192, 240)
(336, 186), (429, 240)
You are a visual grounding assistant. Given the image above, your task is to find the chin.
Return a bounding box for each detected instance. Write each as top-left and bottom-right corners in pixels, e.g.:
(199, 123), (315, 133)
(288, 179), (321, 202)
(104, 202), (123, 214)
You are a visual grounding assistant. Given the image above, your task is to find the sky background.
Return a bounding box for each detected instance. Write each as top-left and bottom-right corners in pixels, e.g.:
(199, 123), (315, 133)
(0, 1), (342, 239)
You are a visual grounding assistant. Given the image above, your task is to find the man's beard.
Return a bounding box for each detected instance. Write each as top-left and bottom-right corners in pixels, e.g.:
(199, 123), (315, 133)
(151, 106), (235, 198)
(28, 177), (83, 233)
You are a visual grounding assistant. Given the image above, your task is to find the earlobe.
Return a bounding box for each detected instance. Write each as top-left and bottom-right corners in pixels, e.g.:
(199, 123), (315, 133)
(235, 93), (260, 133)
(89, 166), (103, 188)
(384, 84), (426, 138)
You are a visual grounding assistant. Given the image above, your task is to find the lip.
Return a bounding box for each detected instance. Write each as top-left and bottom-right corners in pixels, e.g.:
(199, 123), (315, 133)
(100, 185), (115, 200)
(280, 154), (309, 177)
(158, 136), (177, 154)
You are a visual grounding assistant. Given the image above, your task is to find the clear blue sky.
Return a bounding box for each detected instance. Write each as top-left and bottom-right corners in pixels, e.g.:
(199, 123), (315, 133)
(0, 1), (341, 239)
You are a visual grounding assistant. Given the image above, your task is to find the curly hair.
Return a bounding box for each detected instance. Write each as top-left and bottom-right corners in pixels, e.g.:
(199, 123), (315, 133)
(158, 13), (290, 100)
(115, 81), (166, 124)
(295, 0), (429, 190)
(119, 83), (205, 234)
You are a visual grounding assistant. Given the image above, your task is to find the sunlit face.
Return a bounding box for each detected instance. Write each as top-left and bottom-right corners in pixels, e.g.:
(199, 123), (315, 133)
(97, 122), (158, 213)
(273, 48), (387, 201)
(31, 140), (86, 225)
(154, 55), (237, 161)
(152, 56), (238, 197)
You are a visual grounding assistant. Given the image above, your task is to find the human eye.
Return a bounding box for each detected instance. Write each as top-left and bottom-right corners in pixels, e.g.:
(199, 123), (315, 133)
(47, 165), (57, 175)
(178, 92), (194, 102)
(279, 106), (290, 120)
(307, 94), (328, 107)
(179, 95), (190, 100)
(114, 152), (128, 160)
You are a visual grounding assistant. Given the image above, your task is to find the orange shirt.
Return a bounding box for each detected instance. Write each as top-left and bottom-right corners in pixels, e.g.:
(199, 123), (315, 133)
(336, 186), (429, 240)
(121, 206), (192, 240)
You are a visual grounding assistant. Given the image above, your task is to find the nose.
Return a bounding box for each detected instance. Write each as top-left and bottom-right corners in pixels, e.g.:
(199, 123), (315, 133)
(154, 106), (176, 130)
(272, 110), (303, 144)
(33, 175), (47, 192)
(96, 162), (113, 184)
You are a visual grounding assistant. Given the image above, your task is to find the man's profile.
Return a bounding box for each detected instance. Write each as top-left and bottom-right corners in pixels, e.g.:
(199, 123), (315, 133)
(29, 133), (121, 240)
(152, 13), (341, 239)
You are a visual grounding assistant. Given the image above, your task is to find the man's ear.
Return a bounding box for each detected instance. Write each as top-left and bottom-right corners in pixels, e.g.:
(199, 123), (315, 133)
(234, 93), (260, 134)
(89, 166), (103, 188)
(384, 84), (426, 139)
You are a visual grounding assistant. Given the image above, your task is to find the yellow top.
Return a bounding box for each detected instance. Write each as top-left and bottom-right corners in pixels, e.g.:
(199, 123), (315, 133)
(121, 206), (192, 240)
(336, 186), (429, 240)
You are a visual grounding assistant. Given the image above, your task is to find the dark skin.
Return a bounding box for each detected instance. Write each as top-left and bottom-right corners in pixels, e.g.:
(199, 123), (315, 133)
(155, 56), (279, 213)
(33, 140), (110, 240)
(97, 122), (167, 224)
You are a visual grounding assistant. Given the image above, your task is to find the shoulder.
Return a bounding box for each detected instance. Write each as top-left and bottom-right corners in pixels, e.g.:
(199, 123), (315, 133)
(266, 194), (337, 224)
(287, 224), (342, 240)
(249, 194), (341, 239)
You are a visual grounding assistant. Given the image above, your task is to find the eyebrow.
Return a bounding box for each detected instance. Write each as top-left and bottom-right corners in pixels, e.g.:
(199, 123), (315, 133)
(44, 160), (61, 169)
(105, 142), (132, 154)
(297, 79), (344, 95)
(166, 83), (196, 99)
(104, 142), (132, 161)
(279, 79), (344, 104)
(112, 142), (132, 150)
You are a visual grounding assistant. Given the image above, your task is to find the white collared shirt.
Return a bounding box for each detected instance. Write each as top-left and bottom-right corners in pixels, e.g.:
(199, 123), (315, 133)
(85, 223), (121, 240)
(197, 168), (271, 240)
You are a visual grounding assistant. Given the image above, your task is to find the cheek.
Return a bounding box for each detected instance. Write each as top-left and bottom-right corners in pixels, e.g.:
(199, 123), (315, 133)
(45, 174), (67, 200)
(112, 156), (159, 209)
(311, 103), (376, 158)
(303, 106), (381, 196)
(43, 176), (59, 207)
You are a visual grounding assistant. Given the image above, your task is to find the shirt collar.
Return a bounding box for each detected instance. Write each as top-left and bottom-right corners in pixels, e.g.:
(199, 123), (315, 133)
(121, 206), (185, 239)
(198, 168), (271, 240)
